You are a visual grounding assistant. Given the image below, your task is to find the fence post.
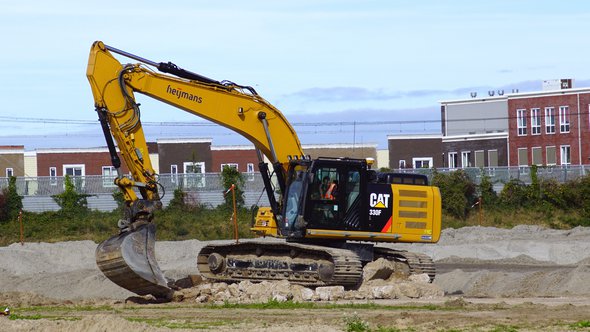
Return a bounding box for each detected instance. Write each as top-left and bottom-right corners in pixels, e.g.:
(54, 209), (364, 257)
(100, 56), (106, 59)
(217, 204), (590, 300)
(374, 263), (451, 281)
(18, 209), (23, 246)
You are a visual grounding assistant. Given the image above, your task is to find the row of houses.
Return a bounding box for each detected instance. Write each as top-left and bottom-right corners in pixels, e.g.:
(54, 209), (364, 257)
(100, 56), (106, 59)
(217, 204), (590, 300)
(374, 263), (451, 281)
(2, 79), (590, 183)
(0, 140), (382, 180)
(389, 79), (590, 170)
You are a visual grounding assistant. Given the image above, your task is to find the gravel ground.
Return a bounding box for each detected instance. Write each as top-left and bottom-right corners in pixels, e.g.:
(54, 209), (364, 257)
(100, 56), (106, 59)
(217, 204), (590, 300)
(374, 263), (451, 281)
(1, 225), (590, 303)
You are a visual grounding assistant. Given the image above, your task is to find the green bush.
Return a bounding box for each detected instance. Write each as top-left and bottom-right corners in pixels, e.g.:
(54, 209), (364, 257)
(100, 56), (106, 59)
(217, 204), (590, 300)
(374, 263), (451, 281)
(499, 179), (529, 208)
(220, 166), (245, 209)
(432, 170), (476, 220)
(0, 176), (23, 222)
(51, 175), (92, 215)
(478, 170), (498, 208)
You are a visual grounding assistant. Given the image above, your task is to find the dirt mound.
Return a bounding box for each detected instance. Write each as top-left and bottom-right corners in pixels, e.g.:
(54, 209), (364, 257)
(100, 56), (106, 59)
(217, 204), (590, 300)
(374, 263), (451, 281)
(437, 263), (590, 297)
(1, 226), (590, 304)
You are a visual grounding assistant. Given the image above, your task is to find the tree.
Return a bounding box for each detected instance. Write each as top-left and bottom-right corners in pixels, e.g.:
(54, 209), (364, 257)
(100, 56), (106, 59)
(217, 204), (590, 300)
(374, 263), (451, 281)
(431, 169), (476, 220)
(220, 165), (245, 209)
(0, 176), (23, 222)
(52, 175), (92, 214)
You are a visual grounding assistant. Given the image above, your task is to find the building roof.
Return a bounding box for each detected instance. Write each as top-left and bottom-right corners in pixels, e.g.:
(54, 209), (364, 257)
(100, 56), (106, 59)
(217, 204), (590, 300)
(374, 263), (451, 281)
(0, 145), (25, 154)
(387, 134), (442, 140)
(440, 86), (590, 104)
(35, 147), (112, 154)
(157, 138), (212, 144)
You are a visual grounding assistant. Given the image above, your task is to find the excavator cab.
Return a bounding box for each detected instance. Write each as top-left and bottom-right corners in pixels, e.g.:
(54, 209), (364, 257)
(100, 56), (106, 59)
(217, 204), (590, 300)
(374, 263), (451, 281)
(279, 158), (367, 239)
(280, 157), (441, 244)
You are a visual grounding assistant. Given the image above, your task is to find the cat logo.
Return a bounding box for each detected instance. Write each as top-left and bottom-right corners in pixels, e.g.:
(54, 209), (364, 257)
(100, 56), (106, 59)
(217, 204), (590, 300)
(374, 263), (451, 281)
(369, 193), (390, 208)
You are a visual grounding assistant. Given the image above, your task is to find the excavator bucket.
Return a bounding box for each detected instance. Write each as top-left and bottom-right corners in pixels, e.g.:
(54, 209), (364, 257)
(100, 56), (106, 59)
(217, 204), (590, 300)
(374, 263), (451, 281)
(95, 223), (173, 299)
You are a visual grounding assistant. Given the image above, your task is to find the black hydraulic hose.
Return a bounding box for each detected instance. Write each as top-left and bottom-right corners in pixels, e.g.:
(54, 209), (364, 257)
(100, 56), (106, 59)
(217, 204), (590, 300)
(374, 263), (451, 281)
(96, 108), (121, 170)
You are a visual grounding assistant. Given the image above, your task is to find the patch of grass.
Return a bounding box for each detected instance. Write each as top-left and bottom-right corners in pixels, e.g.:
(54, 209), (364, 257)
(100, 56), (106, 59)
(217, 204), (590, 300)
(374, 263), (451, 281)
(344, 315), (370, 332)
(16, 304), (115, 313)
(570, 320), (590, 329)
(8, 313), (80, 322)
(204, 299), (459, 312)
(126, 317), (230, 329)
(488, 325), (519, 332)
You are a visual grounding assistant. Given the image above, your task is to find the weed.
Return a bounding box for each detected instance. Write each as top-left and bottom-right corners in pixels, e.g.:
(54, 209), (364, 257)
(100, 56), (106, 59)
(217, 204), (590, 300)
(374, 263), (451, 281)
(570, 320), (590, 329)
(344, 314), (370, 332)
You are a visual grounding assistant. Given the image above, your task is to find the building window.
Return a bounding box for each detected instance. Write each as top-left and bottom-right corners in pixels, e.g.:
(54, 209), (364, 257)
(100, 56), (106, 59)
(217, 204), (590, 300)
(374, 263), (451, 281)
(398, 160), (406, 169)
(63, 164), (85, 189)
(559, 106), (570, 133)
(487, 150), (498, 167)
(246, 163), (255, 181)
(461, 151), (471, 168)
(560, 145), (571, 165)
(546, 146), (556, 166)
(448, 152), (458, 169)
(532, 147), (542, 165)
(183, 161), (206, 188)
(517, 148), (528, 167)
(220, 163), (239, 172)
(474, 150), (484, 168)
(63, 164), (84, 177)
(412, 157), (432, 169)
(170, 164), (178, 183)
(531, 108), (541, 135)
(517, 109), (527, 136)
(102, 166), (117, 187)
(247, 163), (255, 173)
(5, 168), (13, 178)
(545, 107), (555, 134)
(49, 166), (57, 185)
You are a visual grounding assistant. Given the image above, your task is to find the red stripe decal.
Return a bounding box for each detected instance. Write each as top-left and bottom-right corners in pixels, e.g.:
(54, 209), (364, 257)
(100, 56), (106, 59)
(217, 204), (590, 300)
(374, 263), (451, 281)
(381, 216), (393, 233)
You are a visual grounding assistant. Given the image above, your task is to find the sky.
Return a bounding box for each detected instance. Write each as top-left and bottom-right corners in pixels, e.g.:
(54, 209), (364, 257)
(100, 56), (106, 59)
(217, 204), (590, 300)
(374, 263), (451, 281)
(1, 0), (590, 150)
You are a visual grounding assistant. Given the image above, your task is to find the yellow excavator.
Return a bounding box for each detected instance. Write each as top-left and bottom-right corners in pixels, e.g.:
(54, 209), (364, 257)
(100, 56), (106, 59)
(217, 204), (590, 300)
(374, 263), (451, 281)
(86, 41), (442, 300)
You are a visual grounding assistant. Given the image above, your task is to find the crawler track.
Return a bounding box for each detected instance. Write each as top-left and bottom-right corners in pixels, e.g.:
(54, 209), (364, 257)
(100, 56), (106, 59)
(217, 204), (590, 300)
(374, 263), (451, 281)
(197, 241), (364, 287)
(198, 242), (436, 287)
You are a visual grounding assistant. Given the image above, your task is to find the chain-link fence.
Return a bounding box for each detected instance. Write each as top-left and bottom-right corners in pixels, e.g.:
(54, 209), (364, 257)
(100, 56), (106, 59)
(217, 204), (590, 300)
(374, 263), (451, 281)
(1, 165), (589, 197)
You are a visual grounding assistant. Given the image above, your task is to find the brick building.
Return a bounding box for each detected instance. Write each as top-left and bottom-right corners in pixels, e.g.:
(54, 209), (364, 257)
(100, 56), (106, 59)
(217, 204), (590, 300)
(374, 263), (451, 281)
(508, 88), (590, 166)
(211, 145), (258, 173)
(35, 147), (128, 177)
(156, 138), (212, 177)
(0, 145), (25, 177)
(388, 135), (443, 169)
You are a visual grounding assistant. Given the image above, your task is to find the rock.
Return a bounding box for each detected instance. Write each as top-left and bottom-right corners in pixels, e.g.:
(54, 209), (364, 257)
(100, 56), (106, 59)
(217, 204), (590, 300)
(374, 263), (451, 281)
(211, 282), (229, 293)
(227, 283), (240, 297)
(270, 280), (294, 301)
(272, 294), (288, 302)
(370, 285), (400, 299)
(397, 282), (444, 299)
(298, 287), (315, 301)
(197, 283), (213, 295)
(408, 273), (431, 284)
(238, 280), (254, 292)
(195, 295), (209, 303)
(315, 286), (345, 301)
(363, 258), (396, 281)
(171, 291), (185, 302)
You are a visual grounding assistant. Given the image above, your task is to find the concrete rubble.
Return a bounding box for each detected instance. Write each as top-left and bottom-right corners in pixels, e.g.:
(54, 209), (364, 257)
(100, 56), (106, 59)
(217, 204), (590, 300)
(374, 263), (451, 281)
(172, 260), (444, 303)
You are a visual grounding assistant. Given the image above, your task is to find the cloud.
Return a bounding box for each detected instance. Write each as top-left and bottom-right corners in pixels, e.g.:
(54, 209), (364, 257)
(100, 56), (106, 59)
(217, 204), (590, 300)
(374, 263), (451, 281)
(287, 77), (590, 104)
(286, 87), (403, 102)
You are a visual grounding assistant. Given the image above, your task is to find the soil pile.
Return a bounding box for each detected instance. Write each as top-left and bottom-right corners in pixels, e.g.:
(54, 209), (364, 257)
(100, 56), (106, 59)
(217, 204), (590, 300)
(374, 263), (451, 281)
(0, 226), (589, 304)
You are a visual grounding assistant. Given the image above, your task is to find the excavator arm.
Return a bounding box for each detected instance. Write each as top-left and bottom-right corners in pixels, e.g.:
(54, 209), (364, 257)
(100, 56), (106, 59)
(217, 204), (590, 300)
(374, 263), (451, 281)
(86, 41), (304, 299)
